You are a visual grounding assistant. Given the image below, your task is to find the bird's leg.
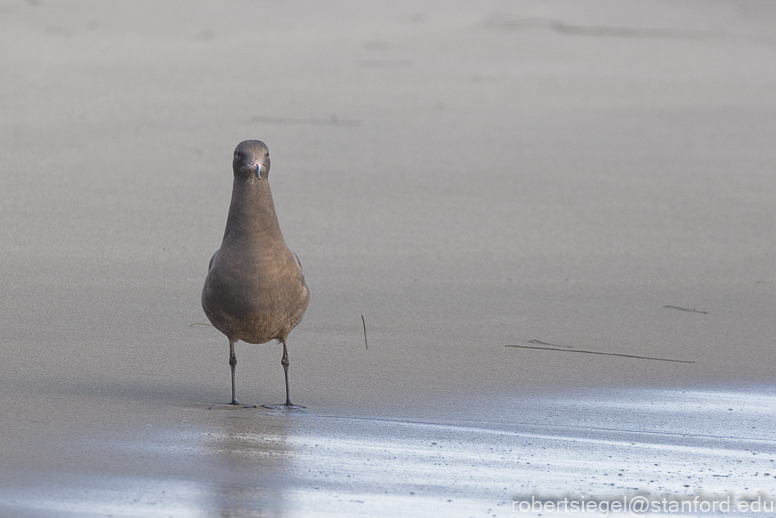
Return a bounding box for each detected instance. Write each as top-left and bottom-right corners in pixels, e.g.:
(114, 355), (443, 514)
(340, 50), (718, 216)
(281, 340), (293, 407)
(229, 340), (239, 405)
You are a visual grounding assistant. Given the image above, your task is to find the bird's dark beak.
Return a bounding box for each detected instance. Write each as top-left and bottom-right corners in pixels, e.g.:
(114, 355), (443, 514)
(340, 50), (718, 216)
(254, 162), (261, 176)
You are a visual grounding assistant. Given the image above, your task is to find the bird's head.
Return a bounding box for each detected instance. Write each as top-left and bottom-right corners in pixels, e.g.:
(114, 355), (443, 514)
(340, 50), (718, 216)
(233, 140), (270, 180)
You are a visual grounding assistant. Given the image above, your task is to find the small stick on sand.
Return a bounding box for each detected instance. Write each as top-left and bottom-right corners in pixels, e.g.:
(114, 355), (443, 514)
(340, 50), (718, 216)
(663, 305), (708, 314)
(506, 343), (694, 364)
(528, 339), (573, 349)
(361, 315), (368, 350)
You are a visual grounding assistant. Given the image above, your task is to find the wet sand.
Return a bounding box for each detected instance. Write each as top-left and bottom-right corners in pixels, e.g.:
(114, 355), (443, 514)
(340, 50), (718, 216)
(1, 1), (776, 516)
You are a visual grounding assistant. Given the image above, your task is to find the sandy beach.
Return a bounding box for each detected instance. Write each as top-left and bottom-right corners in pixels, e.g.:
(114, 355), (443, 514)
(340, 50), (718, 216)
(1, 1), (776, 516)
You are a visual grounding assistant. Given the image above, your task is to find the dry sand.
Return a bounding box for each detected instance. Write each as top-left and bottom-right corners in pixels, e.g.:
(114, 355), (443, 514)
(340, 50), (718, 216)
(1, 0), (776, 516)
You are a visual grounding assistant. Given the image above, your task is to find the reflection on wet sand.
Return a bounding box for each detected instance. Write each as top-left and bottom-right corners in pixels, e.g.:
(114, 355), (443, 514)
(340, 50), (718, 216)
(201, 408), (293, 517)
(0, 389), (774, 516)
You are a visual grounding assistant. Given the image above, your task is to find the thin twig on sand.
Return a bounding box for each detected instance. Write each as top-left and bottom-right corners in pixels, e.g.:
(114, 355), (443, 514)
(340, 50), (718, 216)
(663, 305), (708, 314)
(361, 315), (368, 350)
(506, 342), (694, 364)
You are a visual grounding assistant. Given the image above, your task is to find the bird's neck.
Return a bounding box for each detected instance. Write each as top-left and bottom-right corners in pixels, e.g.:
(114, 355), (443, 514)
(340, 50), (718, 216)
(222, 177), (284, 245)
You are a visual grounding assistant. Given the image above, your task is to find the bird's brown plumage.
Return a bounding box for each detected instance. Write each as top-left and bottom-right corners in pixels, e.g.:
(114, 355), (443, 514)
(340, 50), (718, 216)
(202, 140), (309, 406)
